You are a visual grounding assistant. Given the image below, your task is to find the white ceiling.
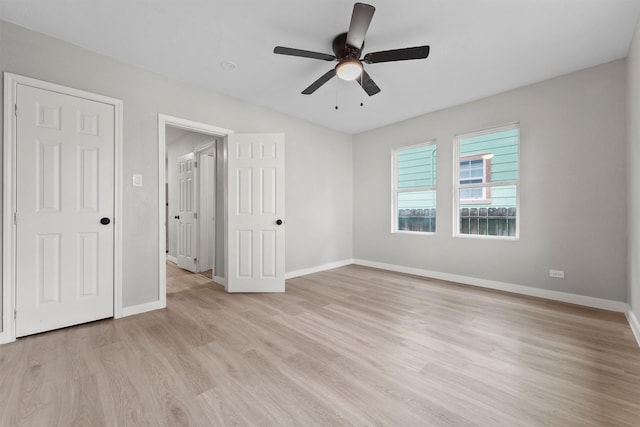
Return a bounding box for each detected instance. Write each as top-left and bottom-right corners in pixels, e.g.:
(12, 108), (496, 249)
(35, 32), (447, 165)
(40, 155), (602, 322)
(2, 0), (639, 134)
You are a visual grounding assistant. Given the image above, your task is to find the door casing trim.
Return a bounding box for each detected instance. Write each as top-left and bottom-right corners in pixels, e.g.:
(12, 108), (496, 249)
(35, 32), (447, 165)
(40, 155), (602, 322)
(1, 73), (124, 344)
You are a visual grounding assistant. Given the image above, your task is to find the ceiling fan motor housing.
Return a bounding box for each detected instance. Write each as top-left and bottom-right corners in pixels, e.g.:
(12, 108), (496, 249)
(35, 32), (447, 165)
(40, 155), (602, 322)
(332, 32), (362, 60)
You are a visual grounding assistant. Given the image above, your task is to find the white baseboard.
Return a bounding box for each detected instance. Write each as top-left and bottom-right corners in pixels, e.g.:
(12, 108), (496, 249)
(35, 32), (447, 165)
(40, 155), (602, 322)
(285, 259), (354, 279)
(353, 259), (628, 313)
(121, 300), (165, 318)
(626, 306), (640, 347)
(278, 258), (637, 346)
(166, 254), (177, 264)
(213, 276), (226, 287)
(1, 301), (165, 344)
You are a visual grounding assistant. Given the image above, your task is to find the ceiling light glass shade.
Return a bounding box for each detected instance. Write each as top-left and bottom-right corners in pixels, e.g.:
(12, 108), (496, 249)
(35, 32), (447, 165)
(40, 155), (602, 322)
(336, 59), (363, 81)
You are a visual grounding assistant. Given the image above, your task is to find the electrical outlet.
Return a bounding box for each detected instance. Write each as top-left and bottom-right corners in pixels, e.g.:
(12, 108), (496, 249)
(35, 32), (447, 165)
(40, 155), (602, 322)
(549, 269), (565, 279)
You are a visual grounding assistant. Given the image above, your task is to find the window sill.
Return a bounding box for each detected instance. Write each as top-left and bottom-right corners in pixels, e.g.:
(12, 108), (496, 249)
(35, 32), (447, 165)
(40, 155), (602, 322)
(454, 233), (519, 241)
(392, 230), (437, 235)
(460, 199), (492, 205)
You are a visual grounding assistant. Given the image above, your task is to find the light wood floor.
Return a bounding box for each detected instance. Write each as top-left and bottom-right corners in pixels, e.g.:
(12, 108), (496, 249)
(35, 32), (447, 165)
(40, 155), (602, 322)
(1, 264), (639, 426)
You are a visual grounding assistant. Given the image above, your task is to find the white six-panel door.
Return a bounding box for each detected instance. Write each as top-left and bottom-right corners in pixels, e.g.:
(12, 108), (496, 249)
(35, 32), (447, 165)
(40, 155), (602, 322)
(227, 133), (285, 293)
(177, 152), (198, 272)
(15, 84), (115, 337)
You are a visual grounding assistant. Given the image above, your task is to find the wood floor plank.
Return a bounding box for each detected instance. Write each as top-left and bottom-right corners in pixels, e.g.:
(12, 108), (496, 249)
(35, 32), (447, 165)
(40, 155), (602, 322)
(193, 341), (306, 425)
(52, 374), (107, 427)
(1, 263), (639, 426)
(94, 340), (164, 426)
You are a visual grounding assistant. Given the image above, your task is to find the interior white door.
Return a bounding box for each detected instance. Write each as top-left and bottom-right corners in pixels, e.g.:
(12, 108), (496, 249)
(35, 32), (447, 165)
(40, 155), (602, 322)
(15, 84), (114, 337)
(227, 133), (285, 293)
(176, 152), (198, 272)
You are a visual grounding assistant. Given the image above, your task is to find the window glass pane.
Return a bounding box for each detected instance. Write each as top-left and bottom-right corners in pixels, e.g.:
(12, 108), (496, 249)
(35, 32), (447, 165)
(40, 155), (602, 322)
(460, 159), (484, 180)
(398, 145), (436, 189)
(460, 187), (484, 200)
(397, 190), (436, 232)
(459, 128), (518, 184)
(458, 185), (517, 236)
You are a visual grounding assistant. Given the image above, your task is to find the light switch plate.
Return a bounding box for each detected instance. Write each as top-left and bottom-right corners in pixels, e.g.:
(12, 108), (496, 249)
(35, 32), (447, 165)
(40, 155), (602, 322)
(132, 174), (143, 187)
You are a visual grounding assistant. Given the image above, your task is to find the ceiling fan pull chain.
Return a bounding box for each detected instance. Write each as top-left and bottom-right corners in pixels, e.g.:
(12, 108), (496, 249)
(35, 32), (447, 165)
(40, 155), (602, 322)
(335, 83), (339, 110)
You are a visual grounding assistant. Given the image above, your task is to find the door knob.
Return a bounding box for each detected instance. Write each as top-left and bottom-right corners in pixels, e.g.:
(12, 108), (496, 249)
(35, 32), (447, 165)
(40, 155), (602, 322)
(174, 215), (180, 219)
(100, 217), (111, 225)
(276, 219), (283, 225)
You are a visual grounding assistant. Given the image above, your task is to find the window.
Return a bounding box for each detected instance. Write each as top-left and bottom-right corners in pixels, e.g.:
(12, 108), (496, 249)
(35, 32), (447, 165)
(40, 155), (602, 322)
(454, 125), (519, 238)
(392, 141), (436, 233)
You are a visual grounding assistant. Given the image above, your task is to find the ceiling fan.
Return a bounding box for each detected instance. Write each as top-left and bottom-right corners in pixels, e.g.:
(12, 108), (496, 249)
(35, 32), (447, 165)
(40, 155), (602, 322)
(273, 2), (430, 96)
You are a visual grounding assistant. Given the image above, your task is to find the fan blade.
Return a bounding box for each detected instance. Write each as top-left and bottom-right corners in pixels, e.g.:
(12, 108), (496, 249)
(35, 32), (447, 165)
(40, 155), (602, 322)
(274, 46), (335, 61)
(357, 70), (381, 96)
(302, 69), (337, 95)
(346, 3), (375, 49)
(363, 46), (430, 63)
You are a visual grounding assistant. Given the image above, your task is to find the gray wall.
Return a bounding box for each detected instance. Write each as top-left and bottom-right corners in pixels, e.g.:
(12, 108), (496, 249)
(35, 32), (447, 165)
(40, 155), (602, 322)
(628, 16), (640, 319)
(0, 20), (353, 322)
(353, 60), (627, 302)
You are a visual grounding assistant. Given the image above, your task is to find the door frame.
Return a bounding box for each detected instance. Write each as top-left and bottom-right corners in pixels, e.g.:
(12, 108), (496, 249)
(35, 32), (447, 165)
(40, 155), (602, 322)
(157, 114), (232, 301)
(1, 73), (124, 344)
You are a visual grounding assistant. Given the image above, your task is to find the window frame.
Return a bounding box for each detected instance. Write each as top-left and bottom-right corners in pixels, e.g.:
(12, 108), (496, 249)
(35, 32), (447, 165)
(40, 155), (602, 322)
(453, 123), (520, 240)
(391, 140), (437, 234)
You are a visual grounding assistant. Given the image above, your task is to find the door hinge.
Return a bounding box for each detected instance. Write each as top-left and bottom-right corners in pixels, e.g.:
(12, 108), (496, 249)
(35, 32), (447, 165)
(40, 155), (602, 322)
(194, 212), (198, 219)
(13, 212), (17, 225)
(14, 309), (16, 320)
(14, 104), (17, 116)
(194, 161), (198, 168)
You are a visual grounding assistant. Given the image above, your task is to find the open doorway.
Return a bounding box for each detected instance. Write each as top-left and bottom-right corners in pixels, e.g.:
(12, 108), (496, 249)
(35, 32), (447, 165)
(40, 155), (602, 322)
(157, 115), (232, 304)
(158, 115), (286, 299)
(165, 126), (216, 274)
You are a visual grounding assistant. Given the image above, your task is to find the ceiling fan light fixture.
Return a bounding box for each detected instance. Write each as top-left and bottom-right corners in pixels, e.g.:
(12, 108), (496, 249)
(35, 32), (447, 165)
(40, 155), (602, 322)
(336, 59), (363, 81)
